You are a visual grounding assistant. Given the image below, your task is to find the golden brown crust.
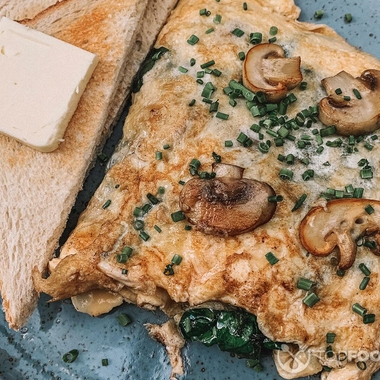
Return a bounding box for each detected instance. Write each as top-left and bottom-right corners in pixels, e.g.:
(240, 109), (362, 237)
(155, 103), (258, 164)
(34, 0), (380, 376)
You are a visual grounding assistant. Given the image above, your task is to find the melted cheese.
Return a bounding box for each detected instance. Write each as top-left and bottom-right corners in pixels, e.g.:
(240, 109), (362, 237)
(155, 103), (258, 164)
(0, 17), (98, 152)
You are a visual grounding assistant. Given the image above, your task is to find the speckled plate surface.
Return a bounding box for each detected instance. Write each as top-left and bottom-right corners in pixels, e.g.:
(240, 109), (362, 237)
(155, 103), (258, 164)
(1, 1), (380, 379)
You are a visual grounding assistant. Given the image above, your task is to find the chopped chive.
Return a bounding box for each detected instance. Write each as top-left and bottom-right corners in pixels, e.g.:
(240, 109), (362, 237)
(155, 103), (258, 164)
(121, 269), (128, 275)
(249, 32), (262, 44)
(268, 194), (283, 203)
(279, 168), (293, 181)
(314, 10), (324, 19)
(359, 276), (370, 290)
(302, 169), (315, 181)
(344, 13), (353, 23)
(147, 193), (160, 205)
(268, 37), (277, 43)
(199, 8), (208, 16)
(201, 81), (215, 98)
(326, 345), (334, 358)
(335, 88), (342, 95)
(269, 26), (278, 35)
(320, 125), (337, 137)
(363, 313), (376, 324)
(139, 231), (150, 241)
(258, 142), (270, 153)
(102, 199), (111, 209)
(212, 68), (222, 77)
(336, 269), (345, 277)
(133, 207), (143, 217)
(213, 14), (222, 24)
(133, 220), (144, 230)
(359, 263), (371, 276)
(171, 210), (186, 222)
(62, 349), (79, 363)
(238, 51), (245, 61)
(179, 66), (188, 73)
(343, 95), (351, 101)
(98, 152), (108, 162)
(171, 254), (183, 265)
(243, 2), (248, 10)
(303, 292), (320, 307)
(297, 277), (314, 291)
(285, 154), (295, 165)
(102, 359), (109, 366)
(360, 167), (373, 179)
(184, 225), (192, 231)
(352, 303), (367, 317)
(353, 187), (364, 198)
(163, 143), (170, 150)
(117, 313), (132, 326)
(232, 28), (245, 37)
(205, 27), (215, 34)
(326, 332), (336, 344)
(155, 151), (163, 160)
(210, 101), (219, 113)
(200, 60), (216, 69)
(265, 252), (279, 265)
(365, 204), (375, 214)
(123, 246), (133, 257)
(225, 140), (233, 147)
(212, 151), (221, 163)
(189, 99), (196, 106)
(216, 112), (229, 120)
(292, 194), (307, 212)
(299, 81), (307, 90)
(164, 264), (174, 276)
(187, 35), (199, 45)
(353, 88), (362, 99)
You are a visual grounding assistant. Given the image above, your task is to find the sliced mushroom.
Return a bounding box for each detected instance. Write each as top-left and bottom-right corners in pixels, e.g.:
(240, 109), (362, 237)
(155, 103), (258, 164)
(243, 43), (303, 103)
(71, 289), (124, 316)
(299, 199), (380, 270)
(319, 69), (380, 136)
(179, 163), (277, 236)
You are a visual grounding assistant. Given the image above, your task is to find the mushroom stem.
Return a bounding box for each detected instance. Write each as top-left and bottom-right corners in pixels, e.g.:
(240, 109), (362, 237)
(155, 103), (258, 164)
(212, 163), (244, 179)
(243, 43), (302, 103)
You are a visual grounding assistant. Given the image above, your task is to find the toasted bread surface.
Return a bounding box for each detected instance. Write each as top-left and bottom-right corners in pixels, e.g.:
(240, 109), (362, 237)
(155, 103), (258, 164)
(0, 0), (177, 330)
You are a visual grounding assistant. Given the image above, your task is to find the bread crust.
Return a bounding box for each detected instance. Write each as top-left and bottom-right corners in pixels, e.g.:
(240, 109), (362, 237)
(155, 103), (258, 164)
(0, 0), (177, 330)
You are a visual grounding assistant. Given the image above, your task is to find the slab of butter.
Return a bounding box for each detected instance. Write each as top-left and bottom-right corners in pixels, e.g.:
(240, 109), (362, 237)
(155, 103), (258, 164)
(0, 17), (99, 152)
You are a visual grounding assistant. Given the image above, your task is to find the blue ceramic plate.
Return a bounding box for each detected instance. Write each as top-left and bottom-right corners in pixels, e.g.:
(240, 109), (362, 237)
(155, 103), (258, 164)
(1, 2), (380, 379)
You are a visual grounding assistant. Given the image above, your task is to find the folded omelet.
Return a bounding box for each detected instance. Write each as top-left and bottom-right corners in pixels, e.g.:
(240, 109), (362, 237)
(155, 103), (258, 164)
(33, 0), (380, 378)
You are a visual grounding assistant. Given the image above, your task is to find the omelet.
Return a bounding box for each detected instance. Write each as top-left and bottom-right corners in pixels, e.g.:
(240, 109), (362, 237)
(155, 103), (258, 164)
(33, 0), (380, 379)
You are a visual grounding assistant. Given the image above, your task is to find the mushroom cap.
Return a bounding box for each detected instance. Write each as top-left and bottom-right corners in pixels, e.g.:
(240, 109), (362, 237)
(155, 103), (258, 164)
(318, 69), (380, 136)
(179, 168), (277, 236)
(299, 198), (380, 270)
(242, 43), (302, 103)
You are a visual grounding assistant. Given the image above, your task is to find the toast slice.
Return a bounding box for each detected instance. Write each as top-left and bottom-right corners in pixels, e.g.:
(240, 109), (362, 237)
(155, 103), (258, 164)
(0, 0), (177, 330)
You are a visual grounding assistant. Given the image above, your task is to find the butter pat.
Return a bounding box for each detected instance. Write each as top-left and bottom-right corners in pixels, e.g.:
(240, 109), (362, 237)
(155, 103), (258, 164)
(0, 17), (99, 152)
